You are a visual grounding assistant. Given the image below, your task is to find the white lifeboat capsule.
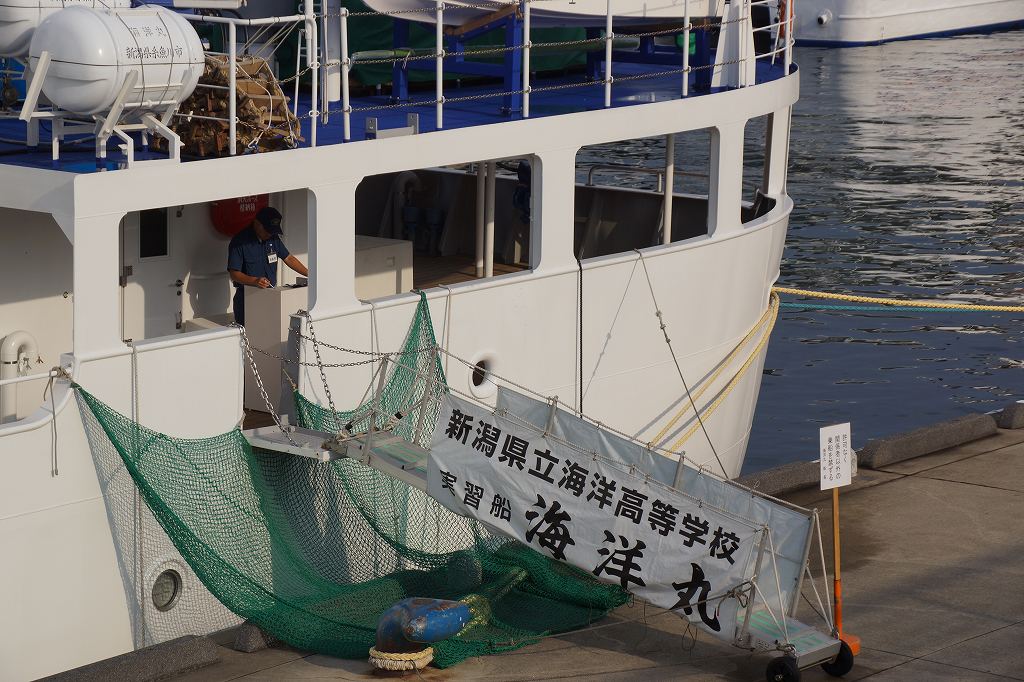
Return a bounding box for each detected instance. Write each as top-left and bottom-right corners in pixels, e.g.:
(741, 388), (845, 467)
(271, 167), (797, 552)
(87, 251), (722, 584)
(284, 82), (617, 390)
(28, 5), (205, 118)
(0, 0), (132, 59)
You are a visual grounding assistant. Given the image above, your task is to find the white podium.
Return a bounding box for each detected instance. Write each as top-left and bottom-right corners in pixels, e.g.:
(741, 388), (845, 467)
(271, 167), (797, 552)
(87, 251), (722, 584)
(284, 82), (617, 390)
(243, 236), (413, 412)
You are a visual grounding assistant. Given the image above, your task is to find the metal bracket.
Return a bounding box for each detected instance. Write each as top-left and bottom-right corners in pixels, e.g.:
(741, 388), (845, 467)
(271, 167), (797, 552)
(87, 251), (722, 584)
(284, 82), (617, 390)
(365, 113), (419, 140)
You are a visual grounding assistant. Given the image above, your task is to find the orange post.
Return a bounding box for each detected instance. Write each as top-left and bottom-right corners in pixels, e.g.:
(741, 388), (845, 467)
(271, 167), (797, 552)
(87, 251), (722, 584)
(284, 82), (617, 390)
(832, 487), (861, 655)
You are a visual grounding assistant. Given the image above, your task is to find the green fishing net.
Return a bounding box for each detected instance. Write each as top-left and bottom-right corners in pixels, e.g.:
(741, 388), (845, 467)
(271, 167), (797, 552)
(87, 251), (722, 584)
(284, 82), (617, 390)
(76, 294), (626, 668)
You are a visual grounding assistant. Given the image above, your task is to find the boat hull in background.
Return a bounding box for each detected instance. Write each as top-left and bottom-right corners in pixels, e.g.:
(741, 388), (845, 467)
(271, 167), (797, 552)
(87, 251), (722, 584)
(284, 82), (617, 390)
(795, 0), (1024, 45)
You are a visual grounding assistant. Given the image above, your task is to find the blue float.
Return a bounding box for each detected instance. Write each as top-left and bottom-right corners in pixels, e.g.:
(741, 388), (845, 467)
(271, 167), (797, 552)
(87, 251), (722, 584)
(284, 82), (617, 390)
(375, 597), (473, 654)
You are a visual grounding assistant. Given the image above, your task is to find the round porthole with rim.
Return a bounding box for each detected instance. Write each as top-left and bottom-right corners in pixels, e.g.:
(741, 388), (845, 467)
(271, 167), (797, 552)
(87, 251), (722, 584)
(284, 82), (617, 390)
(151, 568), (182, 612)
(468, 353), (497, 399)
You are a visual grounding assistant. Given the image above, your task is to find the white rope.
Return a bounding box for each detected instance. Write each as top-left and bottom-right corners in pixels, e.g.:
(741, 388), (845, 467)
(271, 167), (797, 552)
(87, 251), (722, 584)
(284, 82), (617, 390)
(438, 285), (455, 377)
(130, 344), (147, 647)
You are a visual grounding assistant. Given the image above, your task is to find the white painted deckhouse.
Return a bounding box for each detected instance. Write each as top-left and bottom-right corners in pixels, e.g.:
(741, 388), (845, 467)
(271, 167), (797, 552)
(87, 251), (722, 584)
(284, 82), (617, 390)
(0, 0), (799, 678)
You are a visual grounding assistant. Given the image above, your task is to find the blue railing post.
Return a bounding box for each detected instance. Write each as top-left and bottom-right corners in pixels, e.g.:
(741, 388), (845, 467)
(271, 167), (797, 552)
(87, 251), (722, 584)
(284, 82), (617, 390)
(503, 12), (524, 116)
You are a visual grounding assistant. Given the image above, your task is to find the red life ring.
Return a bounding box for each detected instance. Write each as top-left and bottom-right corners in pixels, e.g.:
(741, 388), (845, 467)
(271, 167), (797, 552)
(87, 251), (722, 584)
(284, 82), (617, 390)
(210, 194), (269, 237)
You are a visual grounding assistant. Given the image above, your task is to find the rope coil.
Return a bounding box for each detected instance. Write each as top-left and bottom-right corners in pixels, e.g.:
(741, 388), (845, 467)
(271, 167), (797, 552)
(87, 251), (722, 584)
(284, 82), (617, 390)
(368, 646), (435, 670)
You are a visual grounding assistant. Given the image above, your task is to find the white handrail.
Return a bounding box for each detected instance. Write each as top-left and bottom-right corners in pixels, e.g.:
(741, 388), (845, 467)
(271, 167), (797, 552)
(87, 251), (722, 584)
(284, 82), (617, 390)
(784, 0), (793, 74)
(183, 14), (306, 26)
(0, 381), (71, 437)
(132, 326), (242, 354)
(436, 0), (444, 129)
(0, 371), (57, 389)
(747, 0), (754, 87)
(307, 16), (319, 147)
(228, 22), (237, 155)
(682, 0), (690, 97)
(604, 0), (613, 107)
(340, 8), (351, 140)
(522, 0), (531, 118)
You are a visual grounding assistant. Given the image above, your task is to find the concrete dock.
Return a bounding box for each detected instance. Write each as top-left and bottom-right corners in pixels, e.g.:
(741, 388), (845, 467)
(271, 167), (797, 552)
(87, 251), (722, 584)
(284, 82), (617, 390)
(88, 420), (1024, 682)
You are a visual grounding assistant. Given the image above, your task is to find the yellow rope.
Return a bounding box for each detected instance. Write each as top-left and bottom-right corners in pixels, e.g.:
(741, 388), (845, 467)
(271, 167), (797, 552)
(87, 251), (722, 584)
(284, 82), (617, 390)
(667, 293), (781, 453)
(772, 286), (1024, 313)
(650, 298), (776, 447)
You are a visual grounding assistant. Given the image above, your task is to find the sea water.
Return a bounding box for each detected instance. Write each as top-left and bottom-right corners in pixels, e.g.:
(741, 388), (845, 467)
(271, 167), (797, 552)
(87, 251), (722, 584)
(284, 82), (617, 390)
(582, 31), (1023, 473)
(747, 32), (1024, 472)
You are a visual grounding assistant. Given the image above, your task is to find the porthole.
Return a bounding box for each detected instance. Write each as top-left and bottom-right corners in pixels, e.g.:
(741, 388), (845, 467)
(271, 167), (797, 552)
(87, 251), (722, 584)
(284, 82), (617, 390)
(472, 359), (489, 387)
(152, 569), (182, 612)
(468, 353), (497, 399)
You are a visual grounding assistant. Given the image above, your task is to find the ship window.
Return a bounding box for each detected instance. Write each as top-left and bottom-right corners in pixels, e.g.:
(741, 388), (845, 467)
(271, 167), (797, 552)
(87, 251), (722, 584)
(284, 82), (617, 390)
(354, 163), (533, 296)
(742, 115), (775, 223)
(139, 208), (169, 259)
(575, 130), (712, 259)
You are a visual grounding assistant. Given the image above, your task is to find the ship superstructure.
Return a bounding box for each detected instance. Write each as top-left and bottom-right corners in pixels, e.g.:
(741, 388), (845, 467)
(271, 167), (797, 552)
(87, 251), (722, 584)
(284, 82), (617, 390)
(0, 0), (799, 678)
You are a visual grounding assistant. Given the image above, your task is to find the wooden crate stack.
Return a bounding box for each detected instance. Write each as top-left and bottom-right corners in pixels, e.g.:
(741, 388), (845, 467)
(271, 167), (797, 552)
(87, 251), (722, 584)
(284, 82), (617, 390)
(172, 54), (303, 157)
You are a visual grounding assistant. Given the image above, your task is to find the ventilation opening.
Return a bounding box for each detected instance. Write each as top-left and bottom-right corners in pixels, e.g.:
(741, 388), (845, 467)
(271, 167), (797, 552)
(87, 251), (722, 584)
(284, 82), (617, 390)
(472, 359), (489, 387)
(152, 569), (182, 612)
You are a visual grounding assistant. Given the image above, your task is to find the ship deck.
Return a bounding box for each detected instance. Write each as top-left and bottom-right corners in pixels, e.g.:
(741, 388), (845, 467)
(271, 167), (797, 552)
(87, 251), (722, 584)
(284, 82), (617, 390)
(0, 59), (789, 174)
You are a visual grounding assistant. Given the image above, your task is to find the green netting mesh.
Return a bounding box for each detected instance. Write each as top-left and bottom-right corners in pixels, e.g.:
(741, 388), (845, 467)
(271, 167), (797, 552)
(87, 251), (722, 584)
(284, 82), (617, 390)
(294, 294), (446, 449)
(75, 295), (626, 668)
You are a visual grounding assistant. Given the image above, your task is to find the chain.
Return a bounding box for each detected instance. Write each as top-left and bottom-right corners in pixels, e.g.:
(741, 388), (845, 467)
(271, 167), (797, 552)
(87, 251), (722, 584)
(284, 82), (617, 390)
(250, 342), (381, 368)
(340, 18), (742, 68)
(294, 332), (435, 358)
(301, 311), (342, 431)
(333, 55), (747, 117)
(234, 324), (298, 445)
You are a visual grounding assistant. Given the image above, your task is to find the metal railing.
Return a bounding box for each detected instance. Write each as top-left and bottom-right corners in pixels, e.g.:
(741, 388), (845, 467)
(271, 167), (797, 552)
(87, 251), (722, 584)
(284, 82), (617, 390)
(179, 0), (794, 153)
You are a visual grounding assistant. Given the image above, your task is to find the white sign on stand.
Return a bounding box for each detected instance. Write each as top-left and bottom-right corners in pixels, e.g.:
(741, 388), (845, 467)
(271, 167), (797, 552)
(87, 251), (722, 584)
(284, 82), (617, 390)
(820, 422), (852, 490)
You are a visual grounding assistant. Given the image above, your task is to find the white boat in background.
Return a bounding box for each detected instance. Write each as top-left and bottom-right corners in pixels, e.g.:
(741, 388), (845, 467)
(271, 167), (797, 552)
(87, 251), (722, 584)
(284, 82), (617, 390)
(361, 0), (723, 27)
(795, 0), (1024, 45)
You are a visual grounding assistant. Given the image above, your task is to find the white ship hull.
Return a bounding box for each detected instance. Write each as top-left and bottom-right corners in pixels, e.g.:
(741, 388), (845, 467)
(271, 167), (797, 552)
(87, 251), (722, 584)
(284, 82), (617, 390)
(0, 5), (797, 677)
(360, 0), (722, 27)
(795, 0), (1024, 45)
(0, 199), (789, 681)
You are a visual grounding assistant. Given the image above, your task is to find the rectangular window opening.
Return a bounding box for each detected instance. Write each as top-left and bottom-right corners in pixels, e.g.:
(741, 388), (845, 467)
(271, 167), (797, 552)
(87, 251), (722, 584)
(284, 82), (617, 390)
(355, 162), (534, 296)
(139, 208), (169, 259)
(575, 130), (712, 260)
(742, 114), (776, 224)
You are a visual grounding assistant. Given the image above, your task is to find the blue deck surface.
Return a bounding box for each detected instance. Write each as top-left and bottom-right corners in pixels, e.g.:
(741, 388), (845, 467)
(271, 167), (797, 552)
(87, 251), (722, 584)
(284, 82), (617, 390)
(0, 60), (787, 174)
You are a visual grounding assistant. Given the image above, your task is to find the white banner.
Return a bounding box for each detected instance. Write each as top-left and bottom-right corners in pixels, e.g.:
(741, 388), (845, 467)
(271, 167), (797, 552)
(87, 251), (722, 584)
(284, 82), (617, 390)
(428, 395), (764, 640)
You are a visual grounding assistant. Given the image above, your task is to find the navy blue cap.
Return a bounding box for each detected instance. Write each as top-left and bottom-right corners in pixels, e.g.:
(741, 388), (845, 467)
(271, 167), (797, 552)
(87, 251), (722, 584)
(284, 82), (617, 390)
(255, 206), (284, 235)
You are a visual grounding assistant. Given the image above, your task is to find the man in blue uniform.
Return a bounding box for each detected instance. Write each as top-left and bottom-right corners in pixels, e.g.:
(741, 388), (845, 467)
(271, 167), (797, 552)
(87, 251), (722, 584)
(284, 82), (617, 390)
(227, 206), (308, 325)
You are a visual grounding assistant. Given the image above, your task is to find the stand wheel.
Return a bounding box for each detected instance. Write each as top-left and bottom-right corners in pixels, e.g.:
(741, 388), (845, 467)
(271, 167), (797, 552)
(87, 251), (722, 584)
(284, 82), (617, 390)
(766, 656), (801, 682)
(821, 640), (855, 677)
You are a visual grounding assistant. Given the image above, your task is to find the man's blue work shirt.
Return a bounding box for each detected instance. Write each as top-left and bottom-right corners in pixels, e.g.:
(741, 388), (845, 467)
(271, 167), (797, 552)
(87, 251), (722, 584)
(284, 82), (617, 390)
(227, 226), (290, 287)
